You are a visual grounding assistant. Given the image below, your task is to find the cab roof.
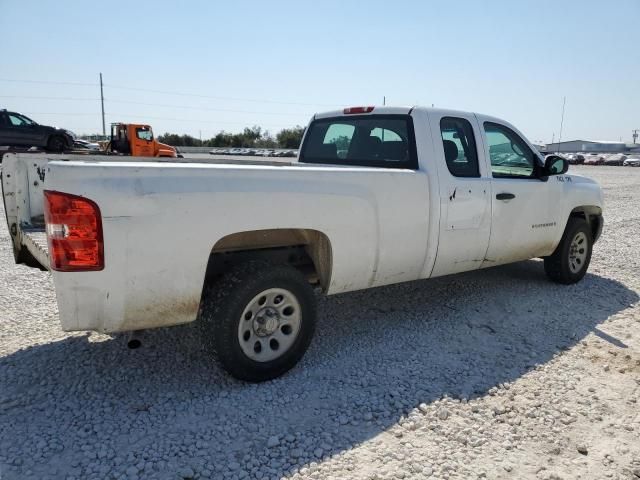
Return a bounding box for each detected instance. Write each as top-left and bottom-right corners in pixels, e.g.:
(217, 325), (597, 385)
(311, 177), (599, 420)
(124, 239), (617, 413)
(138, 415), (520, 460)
(312, 105), (513, 130)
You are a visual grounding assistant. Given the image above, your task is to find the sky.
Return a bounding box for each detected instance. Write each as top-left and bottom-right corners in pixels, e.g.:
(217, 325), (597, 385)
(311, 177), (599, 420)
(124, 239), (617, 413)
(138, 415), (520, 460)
(1, 0), (638, 144)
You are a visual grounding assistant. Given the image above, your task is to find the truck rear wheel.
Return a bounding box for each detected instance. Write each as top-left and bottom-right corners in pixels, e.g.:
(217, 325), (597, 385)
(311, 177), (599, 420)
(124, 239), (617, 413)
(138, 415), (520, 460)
(200, 261), (316, 382)
(544, 217), (593, 284)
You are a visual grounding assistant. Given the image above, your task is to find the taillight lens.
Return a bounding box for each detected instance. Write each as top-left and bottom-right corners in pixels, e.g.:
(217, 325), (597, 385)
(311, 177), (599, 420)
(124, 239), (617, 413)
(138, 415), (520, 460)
(44, 190), (104, 271)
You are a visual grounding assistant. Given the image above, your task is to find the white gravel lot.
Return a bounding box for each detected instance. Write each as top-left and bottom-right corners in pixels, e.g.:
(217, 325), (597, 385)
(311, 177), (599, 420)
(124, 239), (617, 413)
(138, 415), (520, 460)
(1, 165), (639, 480)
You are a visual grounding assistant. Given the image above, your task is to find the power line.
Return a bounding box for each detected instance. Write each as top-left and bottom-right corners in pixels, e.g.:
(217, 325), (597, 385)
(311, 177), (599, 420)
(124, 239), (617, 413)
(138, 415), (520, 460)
(22, 112), (297, 128)
(105, 99), (311, 116)
(21, 112), (98, 116)
(104, 113), (300, 128)
(0, 78), (98, 87)
(1, 95), (313, 116)
(0, 95), (98, 101)
(104, 83), (341, 107)
(0, 77), (343, 107)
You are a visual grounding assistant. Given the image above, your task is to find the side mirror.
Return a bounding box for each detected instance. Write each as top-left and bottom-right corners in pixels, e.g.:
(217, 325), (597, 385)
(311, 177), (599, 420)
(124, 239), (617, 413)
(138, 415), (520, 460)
(544, 155), (569, 175)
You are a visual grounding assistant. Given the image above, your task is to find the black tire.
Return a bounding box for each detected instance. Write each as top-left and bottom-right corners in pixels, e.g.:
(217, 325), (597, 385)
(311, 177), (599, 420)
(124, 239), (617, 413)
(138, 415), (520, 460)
(199, 261), (316, 382)
(46, 135), (66, 153)
(544, 217), (593, 284)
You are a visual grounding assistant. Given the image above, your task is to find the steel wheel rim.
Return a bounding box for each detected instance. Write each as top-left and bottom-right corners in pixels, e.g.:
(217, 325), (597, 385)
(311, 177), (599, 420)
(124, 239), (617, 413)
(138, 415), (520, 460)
(238, 288), (302, 362)
(568, 231), (588, 274)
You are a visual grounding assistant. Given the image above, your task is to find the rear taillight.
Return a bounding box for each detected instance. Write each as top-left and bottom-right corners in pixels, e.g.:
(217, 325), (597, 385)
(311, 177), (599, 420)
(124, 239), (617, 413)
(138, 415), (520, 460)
(343, 106), (375, 114)
(44, 190), (104, 271)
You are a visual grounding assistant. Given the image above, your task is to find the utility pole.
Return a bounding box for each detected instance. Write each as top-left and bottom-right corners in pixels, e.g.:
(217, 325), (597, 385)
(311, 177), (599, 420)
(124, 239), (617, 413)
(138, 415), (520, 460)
(383, 96), (386, 106)
(633, 129), (639, 144)
(99, 73), (106, 138)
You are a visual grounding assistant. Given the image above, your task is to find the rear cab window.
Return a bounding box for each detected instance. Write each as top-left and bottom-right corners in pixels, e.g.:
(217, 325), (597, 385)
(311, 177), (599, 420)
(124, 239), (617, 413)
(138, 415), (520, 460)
(299, 115), (418, 169)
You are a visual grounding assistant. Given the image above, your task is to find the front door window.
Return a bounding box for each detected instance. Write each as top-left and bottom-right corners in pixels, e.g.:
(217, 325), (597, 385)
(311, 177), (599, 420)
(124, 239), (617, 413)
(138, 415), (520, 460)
(484, 122), (537, 178)
(7, 113), (35, 127)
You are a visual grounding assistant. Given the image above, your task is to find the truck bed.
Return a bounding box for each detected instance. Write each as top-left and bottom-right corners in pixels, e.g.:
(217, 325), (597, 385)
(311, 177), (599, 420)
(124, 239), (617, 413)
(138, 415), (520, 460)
(0, 152), (324, 274)
(21, 226), (49, 270)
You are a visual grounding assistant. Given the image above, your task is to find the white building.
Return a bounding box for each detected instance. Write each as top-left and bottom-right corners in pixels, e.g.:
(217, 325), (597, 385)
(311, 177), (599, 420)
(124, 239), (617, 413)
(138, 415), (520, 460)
(544, 140), (638, 153)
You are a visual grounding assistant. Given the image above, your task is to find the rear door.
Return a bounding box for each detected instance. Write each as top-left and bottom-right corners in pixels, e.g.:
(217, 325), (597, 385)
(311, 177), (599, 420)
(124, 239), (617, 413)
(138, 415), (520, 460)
(479, 118), (565, 265)
(428, 111), (492, 277)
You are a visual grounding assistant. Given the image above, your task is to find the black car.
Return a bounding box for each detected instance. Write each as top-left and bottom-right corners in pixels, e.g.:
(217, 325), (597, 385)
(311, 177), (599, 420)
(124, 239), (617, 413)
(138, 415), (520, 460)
(0, 109), (74, 152)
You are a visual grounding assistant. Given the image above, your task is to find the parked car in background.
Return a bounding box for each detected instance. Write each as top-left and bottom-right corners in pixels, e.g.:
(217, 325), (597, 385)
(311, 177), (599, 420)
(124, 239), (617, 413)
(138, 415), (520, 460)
(603, 154), (626, 166)
(273, 149), (298, 158)
(73, 139), (101, 151)
(566, 153), (585, 165)
(623, 156), (640, 167)
(584, 153), (604, 165)
(255, 149), (275, 157)
(0, 109), (74, 152)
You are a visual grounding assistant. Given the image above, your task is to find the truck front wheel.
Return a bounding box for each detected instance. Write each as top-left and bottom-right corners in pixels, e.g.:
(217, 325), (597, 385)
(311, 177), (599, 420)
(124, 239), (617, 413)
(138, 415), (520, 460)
(544, 217), (593, 284)
(200, 261), (316, 382)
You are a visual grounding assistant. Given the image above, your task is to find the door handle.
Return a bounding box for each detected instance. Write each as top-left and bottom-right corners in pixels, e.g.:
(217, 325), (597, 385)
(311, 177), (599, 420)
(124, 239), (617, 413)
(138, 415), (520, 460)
(496, 192), (515, 200)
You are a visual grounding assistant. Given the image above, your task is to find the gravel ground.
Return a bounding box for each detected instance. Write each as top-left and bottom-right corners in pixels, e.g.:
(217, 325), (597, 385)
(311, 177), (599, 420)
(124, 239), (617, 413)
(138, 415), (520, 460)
(1, 165), (639, 480)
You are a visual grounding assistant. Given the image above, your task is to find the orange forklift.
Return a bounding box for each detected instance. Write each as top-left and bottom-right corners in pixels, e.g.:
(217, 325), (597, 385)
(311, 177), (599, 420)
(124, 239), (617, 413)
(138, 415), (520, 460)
(108, 123), (179, 157)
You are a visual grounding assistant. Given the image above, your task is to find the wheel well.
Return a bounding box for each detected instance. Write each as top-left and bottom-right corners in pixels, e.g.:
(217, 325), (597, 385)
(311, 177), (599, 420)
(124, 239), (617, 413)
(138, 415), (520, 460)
(203, 229), (333, 291)
(569, 206), (602, 242)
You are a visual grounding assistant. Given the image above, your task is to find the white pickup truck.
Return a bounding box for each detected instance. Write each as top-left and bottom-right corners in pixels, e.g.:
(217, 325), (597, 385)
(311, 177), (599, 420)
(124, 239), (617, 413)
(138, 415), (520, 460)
(1, 106), (604, 381)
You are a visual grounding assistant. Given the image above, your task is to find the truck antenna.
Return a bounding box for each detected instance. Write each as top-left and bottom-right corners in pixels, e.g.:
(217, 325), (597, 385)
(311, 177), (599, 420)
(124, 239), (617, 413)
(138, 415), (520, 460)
(556, 96), (566, 153)
(99, 73), (106, 139)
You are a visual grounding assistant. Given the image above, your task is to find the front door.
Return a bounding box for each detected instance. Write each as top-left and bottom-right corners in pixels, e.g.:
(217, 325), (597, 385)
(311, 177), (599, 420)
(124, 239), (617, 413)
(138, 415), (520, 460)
(131, 126), (155, 157)
(429, 112), (492, 277)
(479, 119), (564, 266)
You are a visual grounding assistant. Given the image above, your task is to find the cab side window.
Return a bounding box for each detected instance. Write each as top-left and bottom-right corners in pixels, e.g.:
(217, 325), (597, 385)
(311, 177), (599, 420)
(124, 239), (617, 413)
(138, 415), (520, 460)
(136, 128), (153, 141)
(439, 117), (480, 177)
(484, 122), (536, 178)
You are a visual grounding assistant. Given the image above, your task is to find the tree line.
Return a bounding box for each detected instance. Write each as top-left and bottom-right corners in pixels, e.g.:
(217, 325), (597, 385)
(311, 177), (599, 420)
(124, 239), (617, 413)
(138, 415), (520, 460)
(157, 126), (305, 149)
